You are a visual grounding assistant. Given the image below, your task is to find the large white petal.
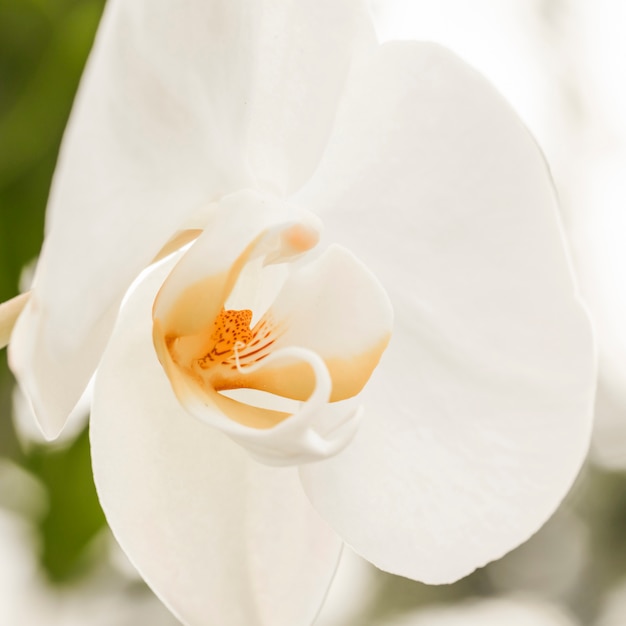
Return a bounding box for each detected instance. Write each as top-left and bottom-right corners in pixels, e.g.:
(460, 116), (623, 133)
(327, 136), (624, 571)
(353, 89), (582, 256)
(244, 1), (377, 195)
(296, 43), (595, 582)
(91, 258), (341, 626)
(10, 0), (376, 438)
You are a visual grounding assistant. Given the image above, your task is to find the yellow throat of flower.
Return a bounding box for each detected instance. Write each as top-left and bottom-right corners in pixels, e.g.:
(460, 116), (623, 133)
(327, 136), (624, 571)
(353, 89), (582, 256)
(150, 190), (393, 464)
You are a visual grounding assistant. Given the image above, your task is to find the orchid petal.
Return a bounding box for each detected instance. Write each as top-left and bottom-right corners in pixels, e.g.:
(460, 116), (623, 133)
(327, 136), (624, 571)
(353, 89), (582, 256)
(91, 258), (342, 626)
(296, 42), (595, 583)
(244, 1), (377, 194)
(10, 0), (376, 438)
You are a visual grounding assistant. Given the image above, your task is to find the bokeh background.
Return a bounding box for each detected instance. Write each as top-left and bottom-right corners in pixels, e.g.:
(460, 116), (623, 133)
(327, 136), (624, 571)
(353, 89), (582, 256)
(2, 0), (626, 624)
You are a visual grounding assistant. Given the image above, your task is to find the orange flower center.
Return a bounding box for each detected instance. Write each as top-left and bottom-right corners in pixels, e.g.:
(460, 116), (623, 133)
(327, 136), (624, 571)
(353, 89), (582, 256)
(196, 309), (254, 366)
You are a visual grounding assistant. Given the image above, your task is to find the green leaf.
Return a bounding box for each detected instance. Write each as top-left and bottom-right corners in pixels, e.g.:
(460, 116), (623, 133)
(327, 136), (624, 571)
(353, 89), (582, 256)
(25, 424), (107, 583)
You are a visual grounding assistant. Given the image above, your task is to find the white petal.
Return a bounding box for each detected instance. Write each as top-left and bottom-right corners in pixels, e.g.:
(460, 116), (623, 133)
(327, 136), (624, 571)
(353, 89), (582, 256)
(11, 380), (90, 451)
(11, 0), (250, 436)
(296, 43), (595, 582)
(314, 546), (378, 626)
(11, 0), (376, 437)
(244, 1), (377, 194)
(91, 258), (342, 626)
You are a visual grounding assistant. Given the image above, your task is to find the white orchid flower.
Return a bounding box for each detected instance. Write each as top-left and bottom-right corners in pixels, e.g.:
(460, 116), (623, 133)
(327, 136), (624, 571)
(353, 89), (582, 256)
(1, 0), (595, 624)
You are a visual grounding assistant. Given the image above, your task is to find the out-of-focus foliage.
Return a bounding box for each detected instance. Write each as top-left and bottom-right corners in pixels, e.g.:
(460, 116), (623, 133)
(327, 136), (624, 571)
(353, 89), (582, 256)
(25, 428), (106, 582)
(0, 0), (105, 302)
(0, 0), (106, 584)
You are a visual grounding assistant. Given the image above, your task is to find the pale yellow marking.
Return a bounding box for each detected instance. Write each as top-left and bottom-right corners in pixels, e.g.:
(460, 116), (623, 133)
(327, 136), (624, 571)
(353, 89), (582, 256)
(159, 270), (229, 343)
(214, 334), (392, 402)
(155, 262), (390, 428)
(153, 231), (265, 339)
(0, 292), (30, 349)
(152, 229), (203, 263)
(154, 317), (289, 430)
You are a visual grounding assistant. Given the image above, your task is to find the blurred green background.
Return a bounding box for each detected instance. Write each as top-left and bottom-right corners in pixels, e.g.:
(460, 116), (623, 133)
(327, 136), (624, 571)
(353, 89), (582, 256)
(2, 1), (626, 625)
(0, 0), (107, 583)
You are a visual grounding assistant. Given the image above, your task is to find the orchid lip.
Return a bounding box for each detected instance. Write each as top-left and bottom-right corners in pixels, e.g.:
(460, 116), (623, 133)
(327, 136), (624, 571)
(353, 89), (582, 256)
(150, 189), (393, 466)
(228, 343), (363, 466)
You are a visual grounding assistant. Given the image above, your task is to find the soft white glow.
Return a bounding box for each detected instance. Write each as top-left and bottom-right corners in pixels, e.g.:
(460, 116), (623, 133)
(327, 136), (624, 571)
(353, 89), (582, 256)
(383, 596), (579, 626)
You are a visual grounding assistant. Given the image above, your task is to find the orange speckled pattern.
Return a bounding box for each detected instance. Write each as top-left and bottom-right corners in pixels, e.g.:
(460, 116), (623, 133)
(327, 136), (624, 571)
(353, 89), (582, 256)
(197, 309), (254, 367)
